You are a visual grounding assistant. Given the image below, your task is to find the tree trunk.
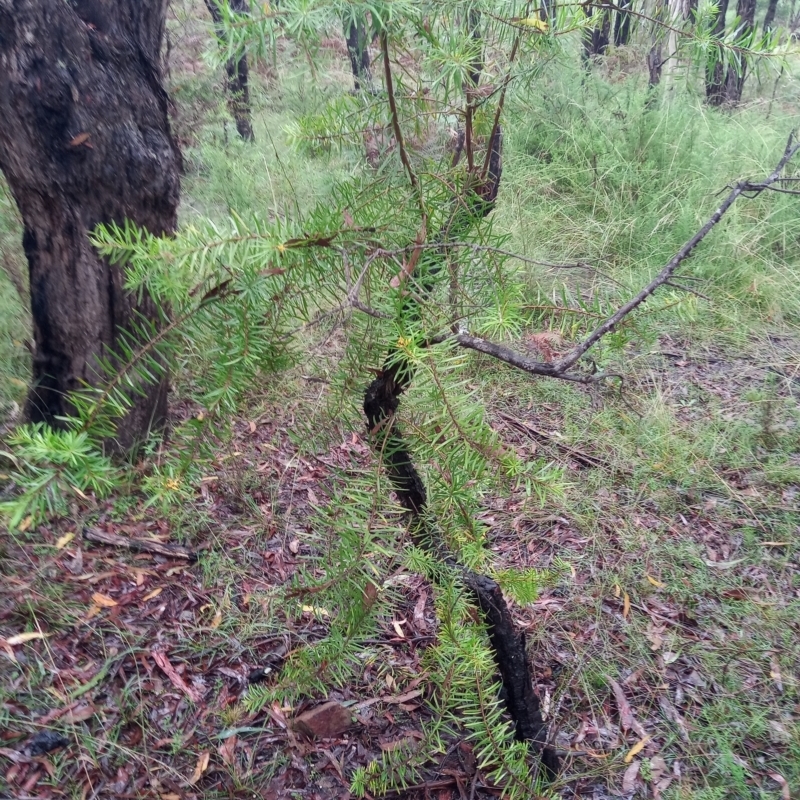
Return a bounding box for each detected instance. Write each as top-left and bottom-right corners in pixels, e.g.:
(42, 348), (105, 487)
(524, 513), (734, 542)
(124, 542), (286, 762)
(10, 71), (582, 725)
(583, 2), (613, 60)
(205, 0), (255, 141)
(647, 0), (667, 88)
(722, 0), (757, 103)
(343, 13), (373, 92)
(705, 0), (731, 105)
(614, 0), (633, 46)
(0, 0), (181, 452)
(763, 0), (779, 30)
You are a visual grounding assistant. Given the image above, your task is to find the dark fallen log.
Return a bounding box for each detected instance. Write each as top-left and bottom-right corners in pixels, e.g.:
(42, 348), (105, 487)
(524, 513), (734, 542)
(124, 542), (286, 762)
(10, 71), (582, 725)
(363, 125), (559, 780)
(83, 527), (197, 562)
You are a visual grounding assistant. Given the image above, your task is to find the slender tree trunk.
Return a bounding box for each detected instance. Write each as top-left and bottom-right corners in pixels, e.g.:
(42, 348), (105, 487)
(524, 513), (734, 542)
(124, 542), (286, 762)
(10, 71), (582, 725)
(541, 0), (556, 21)
(0, 0), (181, 452)
(706, 0), (731, 105)
(647, 0), (667, 88)
(343, 13), (373, 92)
(614, 0), (633, 45)
(763, 0), (779, 30)
(723, 0), (757, 103)
(205, 0), (255, 141)
(583, 1), (613, 60)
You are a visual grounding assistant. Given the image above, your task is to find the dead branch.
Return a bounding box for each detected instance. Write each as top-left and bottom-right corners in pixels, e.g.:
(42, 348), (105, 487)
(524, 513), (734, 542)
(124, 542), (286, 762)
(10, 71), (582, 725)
(433, 134), (800, 384)
(83, 527), (197, 562)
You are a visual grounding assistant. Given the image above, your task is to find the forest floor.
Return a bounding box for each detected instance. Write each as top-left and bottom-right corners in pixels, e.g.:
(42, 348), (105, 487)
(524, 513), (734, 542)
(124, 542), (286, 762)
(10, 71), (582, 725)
(2, 329), (799, 800)
(2, 3), (800, 800)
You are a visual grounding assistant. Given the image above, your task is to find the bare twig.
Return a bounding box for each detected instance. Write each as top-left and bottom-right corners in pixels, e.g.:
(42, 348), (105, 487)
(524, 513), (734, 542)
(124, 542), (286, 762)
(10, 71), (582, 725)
(550, 133), (800, 375)
(480, 3), (530, 182)
(380, 31), (426, 228)
(83, 527), (197, 561)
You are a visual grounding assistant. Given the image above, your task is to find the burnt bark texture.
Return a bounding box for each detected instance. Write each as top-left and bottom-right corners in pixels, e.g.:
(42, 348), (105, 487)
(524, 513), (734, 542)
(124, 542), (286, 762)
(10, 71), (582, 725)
(205, 0), (255, 141)
(344, 13), (373, 92)
(706, 0), (732, 104)
(763, 0), (779, 30)
(0, 0), (181, 452)
(613, 0), (633, 46)
(363, 128), (559, 781)
(583, 1), (613, 60)
(722, 0), (757, 102)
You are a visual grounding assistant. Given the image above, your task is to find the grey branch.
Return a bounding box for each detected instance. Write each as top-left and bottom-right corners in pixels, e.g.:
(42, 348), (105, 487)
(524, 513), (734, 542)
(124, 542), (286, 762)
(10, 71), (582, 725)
(442, 133), (800, 384)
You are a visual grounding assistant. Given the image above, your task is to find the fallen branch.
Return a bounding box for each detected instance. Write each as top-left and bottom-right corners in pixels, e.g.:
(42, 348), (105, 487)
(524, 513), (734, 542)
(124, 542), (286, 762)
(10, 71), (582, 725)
(429, 133), (800, 384)
(552, 133), (800, 376)
(83, 527), (197, 562)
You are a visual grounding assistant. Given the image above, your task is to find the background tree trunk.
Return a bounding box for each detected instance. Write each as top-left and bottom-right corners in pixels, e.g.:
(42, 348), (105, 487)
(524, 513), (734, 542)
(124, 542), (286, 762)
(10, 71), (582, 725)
(722, 0), (757, 103)
(343, 13), (373, 92)
(705, 0), (731, 104)
(614, 0), (633, 46)
(583, 2), (613, 60)
(0, 0), (181, 452)
(763, 0), (780, 29)
(205, 0), (255, 141)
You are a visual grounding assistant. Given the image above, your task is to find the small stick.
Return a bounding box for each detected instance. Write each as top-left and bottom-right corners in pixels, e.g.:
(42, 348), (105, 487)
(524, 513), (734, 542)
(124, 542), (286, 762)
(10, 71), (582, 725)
(83, 527), (197, 562)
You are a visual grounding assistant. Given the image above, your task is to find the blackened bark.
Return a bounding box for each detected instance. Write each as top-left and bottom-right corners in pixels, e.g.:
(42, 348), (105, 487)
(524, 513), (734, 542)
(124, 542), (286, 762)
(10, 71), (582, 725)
(763, 0), (780, 29)
(466, 7), (483, 91)
(613, 0), (633, 46)
(723, 0), (757, 103)
(363, 129), (559, 781)
(0, 0), (180, 452)
(706, 0), (731, 105)
(205, 0), (255, 141)
(344, 14), (373, 92)
(583, 2), (613, 60)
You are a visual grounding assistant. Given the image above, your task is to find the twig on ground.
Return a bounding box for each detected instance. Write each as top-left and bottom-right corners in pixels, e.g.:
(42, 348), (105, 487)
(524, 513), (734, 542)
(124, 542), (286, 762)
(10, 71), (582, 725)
(83, 527), (197, 562)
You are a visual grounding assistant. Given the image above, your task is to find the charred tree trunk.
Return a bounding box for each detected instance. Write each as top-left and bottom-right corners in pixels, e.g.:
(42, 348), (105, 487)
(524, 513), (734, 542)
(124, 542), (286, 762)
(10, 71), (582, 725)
(763, 0), (780, 29)
(0, 0), (181, 452)
(205, 0), (255, 141)
(705, 0), (731, 105)
(614, 0), (633, 46)
(583, 1), (613, 60)
(363, 129), (560, 782)
(343, 13), (373, 92)
(722, 0), (757, 103)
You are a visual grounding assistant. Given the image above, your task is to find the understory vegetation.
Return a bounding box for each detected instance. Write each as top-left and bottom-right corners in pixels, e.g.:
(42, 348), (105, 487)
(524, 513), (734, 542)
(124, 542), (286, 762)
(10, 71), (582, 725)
(1, 1), (799, 799)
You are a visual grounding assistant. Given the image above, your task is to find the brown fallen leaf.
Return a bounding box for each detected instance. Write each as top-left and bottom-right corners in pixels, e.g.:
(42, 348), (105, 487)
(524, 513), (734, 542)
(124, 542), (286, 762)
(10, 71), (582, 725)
(189, 750), (210, 785)
(767, 772), (791, 800)
(623, 592), (631, 619)
(68, 132), (91, 147)
(622, 759), (640, 793)
(218, 735), (237, 767)
(6, 631), (50, 646)
(606, 676), (633, 733)
(91, 592), (117, 608)
(770, 655), (784, 693)
(141, 587), (163, 602)
(658, 695), (690, 742)
(624, 736), (649, 763)
(151, 649), (203, 703)
(63, 704), (94, 724)
(292, 701), (352, 739)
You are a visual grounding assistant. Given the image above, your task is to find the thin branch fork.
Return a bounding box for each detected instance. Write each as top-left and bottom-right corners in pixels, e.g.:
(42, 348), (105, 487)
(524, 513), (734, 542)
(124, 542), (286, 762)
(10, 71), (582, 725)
(434, 134), (800, 384)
